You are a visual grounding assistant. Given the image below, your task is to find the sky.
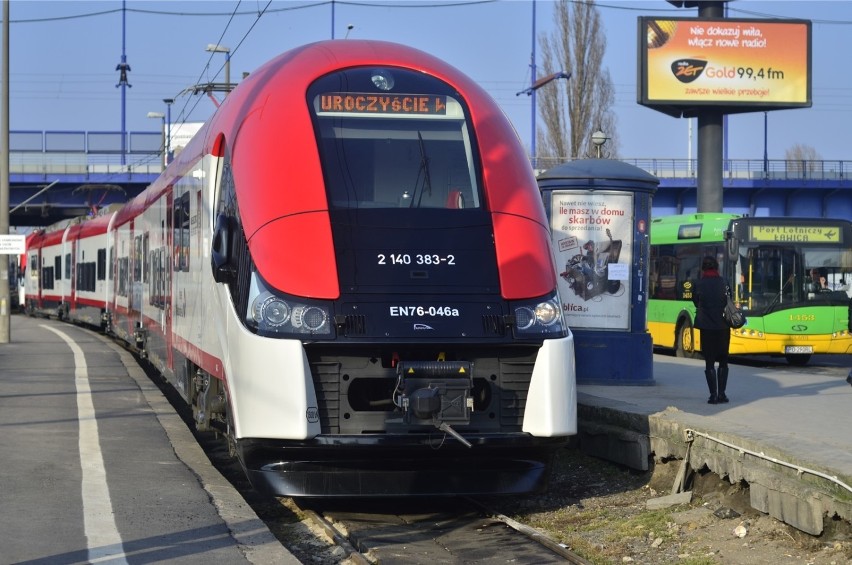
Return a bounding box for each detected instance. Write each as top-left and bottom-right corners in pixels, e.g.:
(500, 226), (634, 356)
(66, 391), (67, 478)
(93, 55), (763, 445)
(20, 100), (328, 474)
(4, 0), (851, 162)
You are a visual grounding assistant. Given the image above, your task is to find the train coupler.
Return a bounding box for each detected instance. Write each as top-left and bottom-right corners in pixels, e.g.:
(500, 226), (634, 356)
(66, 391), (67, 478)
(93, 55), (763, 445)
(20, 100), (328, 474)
(395, 361), (474, 447)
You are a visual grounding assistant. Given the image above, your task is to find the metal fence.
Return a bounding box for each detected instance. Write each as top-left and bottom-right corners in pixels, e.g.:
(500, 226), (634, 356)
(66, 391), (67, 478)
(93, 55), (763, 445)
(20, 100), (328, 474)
(7, 130), (852, 182)
(8, 130), (164, 175)
(534, 157), (852, 181)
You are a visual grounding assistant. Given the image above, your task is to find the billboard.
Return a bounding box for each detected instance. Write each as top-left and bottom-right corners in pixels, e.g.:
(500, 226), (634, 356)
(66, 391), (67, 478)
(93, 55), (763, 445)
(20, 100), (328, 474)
(549, 191), (634, 331)
(637, 17), (811, 117)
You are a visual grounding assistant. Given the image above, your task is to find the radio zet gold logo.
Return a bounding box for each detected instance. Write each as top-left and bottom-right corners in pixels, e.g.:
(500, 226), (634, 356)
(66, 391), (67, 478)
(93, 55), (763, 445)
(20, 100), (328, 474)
(671, 58), (706, 83)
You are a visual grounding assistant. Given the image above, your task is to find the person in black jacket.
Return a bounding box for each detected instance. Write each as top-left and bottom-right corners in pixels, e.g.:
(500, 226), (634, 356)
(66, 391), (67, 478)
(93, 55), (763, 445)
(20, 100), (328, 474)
(692, 256), (731, 404)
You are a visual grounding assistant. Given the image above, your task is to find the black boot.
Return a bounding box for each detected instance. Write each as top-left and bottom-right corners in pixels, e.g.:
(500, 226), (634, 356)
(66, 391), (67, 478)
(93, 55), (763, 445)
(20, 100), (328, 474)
(717, 366), (729, 403)
(705, 369), (718, 404)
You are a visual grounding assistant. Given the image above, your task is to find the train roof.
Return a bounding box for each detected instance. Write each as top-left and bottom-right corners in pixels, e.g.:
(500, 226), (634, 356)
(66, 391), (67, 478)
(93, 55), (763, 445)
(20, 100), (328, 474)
(66, 212), (115, 240)
(110, 40), (553, 299)
(182, 39), (545, 240)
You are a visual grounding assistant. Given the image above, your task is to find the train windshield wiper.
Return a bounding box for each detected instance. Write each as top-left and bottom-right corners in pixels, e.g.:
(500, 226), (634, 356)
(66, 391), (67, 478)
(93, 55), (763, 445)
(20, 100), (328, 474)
(409, 131), (432, 208)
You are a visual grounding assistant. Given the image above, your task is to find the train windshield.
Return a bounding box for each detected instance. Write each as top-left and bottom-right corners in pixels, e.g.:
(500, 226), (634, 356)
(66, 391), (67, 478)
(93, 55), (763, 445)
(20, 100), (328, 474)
(309, 68), (481, 210)
(735, 244), (852, 312)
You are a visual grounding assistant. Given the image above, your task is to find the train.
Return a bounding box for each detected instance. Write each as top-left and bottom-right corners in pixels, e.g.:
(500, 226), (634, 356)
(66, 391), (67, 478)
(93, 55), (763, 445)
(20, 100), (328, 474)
(21, 40), (577, 497)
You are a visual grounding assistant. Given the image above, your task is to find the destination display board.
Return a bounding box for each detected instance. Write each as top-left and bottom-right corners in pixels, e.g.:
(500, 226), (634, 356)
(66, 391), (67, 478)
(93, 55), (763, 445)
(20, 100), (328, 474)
(637, 17), (811, 116)
(748, 225), (843, 243)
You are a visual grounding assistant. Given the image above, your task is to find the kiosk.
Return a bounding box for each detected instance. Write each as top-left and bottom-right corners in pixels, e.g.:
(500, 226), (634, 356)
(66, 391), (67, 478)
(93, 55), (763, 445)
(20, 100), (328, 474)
(538, 159), (659, 384)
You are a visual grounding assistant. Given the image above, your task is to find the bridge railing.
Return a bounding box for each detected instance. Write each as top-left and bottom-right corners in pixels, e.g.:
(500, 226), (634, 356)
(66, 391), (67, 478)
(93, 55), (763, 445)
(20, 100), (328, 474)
(7, 130), (852, 182)
(10, 152), (164, 176)
(9, 130), (165, 176)
(534, 157), (852, 181)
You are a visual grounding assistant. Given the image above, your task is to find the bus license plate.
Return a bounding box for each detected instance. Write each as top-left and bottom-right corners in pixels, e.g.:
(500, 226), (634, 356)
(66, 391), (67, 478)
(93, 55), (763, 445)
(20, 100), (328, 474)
(784, 345), (813, 354)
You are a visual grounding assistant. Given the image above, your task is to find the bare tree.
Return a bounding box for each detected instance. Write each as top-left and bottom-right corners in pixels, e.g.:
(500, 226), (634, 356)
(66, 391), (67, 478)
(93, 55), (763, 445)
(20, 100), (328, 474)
(537, 0), (618, 164)
(784, 144), (822, 177)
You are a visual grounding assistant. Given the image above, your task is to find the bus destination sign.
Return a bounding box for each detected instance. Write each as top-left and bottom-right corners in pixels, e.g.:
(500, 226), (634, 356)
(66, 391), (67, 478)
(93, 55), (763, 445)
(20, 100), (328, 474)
(317, 93), (448, 115)
(749, 225), (841, 243)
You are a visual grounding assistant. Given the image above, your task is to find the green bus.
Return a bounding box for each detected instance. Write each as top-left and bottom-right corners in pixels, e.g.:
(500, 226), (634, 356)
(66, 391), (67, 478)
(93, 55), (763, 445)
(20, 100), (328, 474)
(648, 213), (852, 365)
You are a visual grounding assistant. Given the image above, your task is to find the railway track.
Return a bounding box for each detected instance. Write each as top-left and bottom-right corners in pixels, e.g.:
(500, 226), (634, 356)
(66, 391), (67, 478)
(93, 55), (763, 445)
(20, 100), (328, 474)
(294, 496), (592, 564)
(193, 421), (591, 563)
(186, 413), (585, 563)
(79, 331), (593, 564)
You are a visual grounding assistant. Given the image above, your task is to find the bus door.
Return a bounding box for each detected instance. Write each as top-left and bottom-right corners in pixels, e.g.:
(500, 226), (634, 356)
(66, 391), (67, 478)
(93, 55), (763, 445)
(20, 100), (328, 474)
(743, 246), (802, 310)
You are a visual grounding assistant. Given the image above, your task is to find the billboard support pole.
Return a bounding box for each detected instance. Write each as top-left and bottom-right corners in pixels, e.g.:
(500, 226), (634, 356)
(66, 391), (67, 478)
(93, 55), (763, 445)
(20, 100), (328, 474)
(697, 111), (723, 212)
(695, 1), (725, 213)
(0, 0), (10, 344)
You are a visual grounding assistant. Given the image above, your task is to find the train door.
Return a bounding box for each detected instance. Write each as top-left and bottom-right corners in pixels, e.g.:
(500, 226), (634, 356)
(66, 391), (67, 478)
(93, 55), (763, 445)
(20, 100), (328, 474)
(23, 232), (41, 313)
(69, 236), (78, 316)
(113, 221), (133, 340)
(105, 218), (120, 333)
(109, 227), (118, 329)
(17, 251), (26, 310)
(130, 219), (146, 343)
(60, 228), (71, 319)
(165, 190), (174, 369)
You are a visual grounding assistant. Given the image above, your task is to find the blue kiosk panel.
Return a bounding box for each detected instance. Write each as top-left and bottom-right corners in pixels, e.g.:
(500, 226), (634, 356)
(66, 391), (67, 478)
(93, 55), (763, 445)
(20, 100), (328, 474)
(539, 159), (659, 385)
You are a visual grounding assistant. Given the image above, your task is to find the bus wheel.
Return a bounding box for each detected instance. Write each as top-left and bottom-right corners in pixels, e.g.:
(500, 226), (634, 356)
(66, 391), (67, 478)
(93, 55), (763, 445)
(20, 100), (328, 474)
(785, 353), (811, 366)
(676, 319), (698, 358)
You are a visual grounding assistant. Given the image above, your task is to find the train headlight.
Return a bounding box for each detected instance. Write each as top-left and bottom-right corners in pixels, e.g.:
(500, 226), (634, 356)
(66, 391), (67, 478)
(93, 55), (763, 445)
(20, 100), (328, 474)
(514, 306), (536, 331)
(534, 301), (560, 326)
(371, 69), (395, 91)
(246, 274), (333, 338)
(254, 296), (291, 327)
(511, 292), (567, 338)
(292, 305), (329, 332)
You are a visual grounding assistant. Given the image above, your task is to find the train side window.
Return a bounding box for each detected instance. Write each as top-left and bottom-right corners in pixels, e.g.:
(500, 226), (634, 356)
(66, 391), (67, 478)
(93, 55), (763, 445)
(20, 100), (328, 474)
(54, 256), (61, 281)
(143, 234), (149, 283)
(97, 249), (106, 281)
(173, 192), (191, 272)
(118, 257), (129, 296)
(133, 235), (143, 282)
(42, 266), (54, 290)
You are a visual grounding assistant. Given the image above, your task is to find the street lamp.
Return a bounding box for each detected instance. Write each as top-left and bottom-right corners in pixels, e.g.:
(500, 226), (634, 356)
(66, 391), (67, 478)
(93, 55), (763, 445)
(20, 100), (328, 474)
(516, 71), (571, 169)
(147, 111), (166, 166)
(206, 43), (231, 92)
(163, 98), (174, 164)
(591, 130), (609, 159)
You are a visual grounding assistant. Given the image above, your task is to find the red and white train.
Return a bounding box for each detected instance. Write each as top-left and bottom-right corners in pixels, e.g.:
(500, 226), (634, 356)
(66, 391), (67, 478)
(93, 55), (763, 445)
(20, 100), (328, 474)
(23, 40), (576, 497)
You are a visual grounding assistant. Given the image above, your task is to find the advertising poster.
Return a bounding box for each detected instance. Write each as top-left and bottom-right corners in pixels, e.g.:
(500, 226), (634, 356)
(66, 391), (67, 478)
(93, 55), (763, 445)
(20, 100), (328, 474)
(550, 191), (634, 330)
(639, 17), (811, 109)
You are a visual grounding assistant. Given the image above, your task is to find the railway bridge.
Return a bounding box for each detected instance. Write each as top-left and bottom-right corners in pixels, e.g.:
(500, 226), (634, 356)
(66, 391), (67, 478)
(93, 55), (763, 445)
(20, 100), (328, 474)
(7, 129), (852, 227)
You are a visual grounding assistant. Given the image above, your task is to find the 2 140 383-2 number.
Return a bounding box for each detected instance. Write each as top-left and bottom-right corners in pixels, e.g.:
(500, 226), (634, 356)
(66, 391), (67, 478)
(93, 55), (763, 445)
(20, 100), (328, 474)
(377, 253), (456, 265)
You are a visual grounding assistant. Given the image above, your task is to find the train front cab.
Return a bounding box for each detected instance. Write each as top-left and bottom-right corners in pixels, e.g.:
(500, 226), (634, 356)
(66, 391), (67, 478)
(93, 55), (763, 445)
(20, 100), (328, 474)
(205, 52), (577, 497)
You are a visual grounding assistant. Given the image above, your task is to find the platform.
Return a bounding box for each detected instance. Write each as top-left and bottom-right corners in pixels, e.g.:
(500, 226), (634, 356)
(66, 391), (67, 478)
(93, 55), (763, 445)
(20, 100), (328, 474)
(576, 353), (852, 535)
(3, 313), (850, 547)
(0, 315), (298, 564)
